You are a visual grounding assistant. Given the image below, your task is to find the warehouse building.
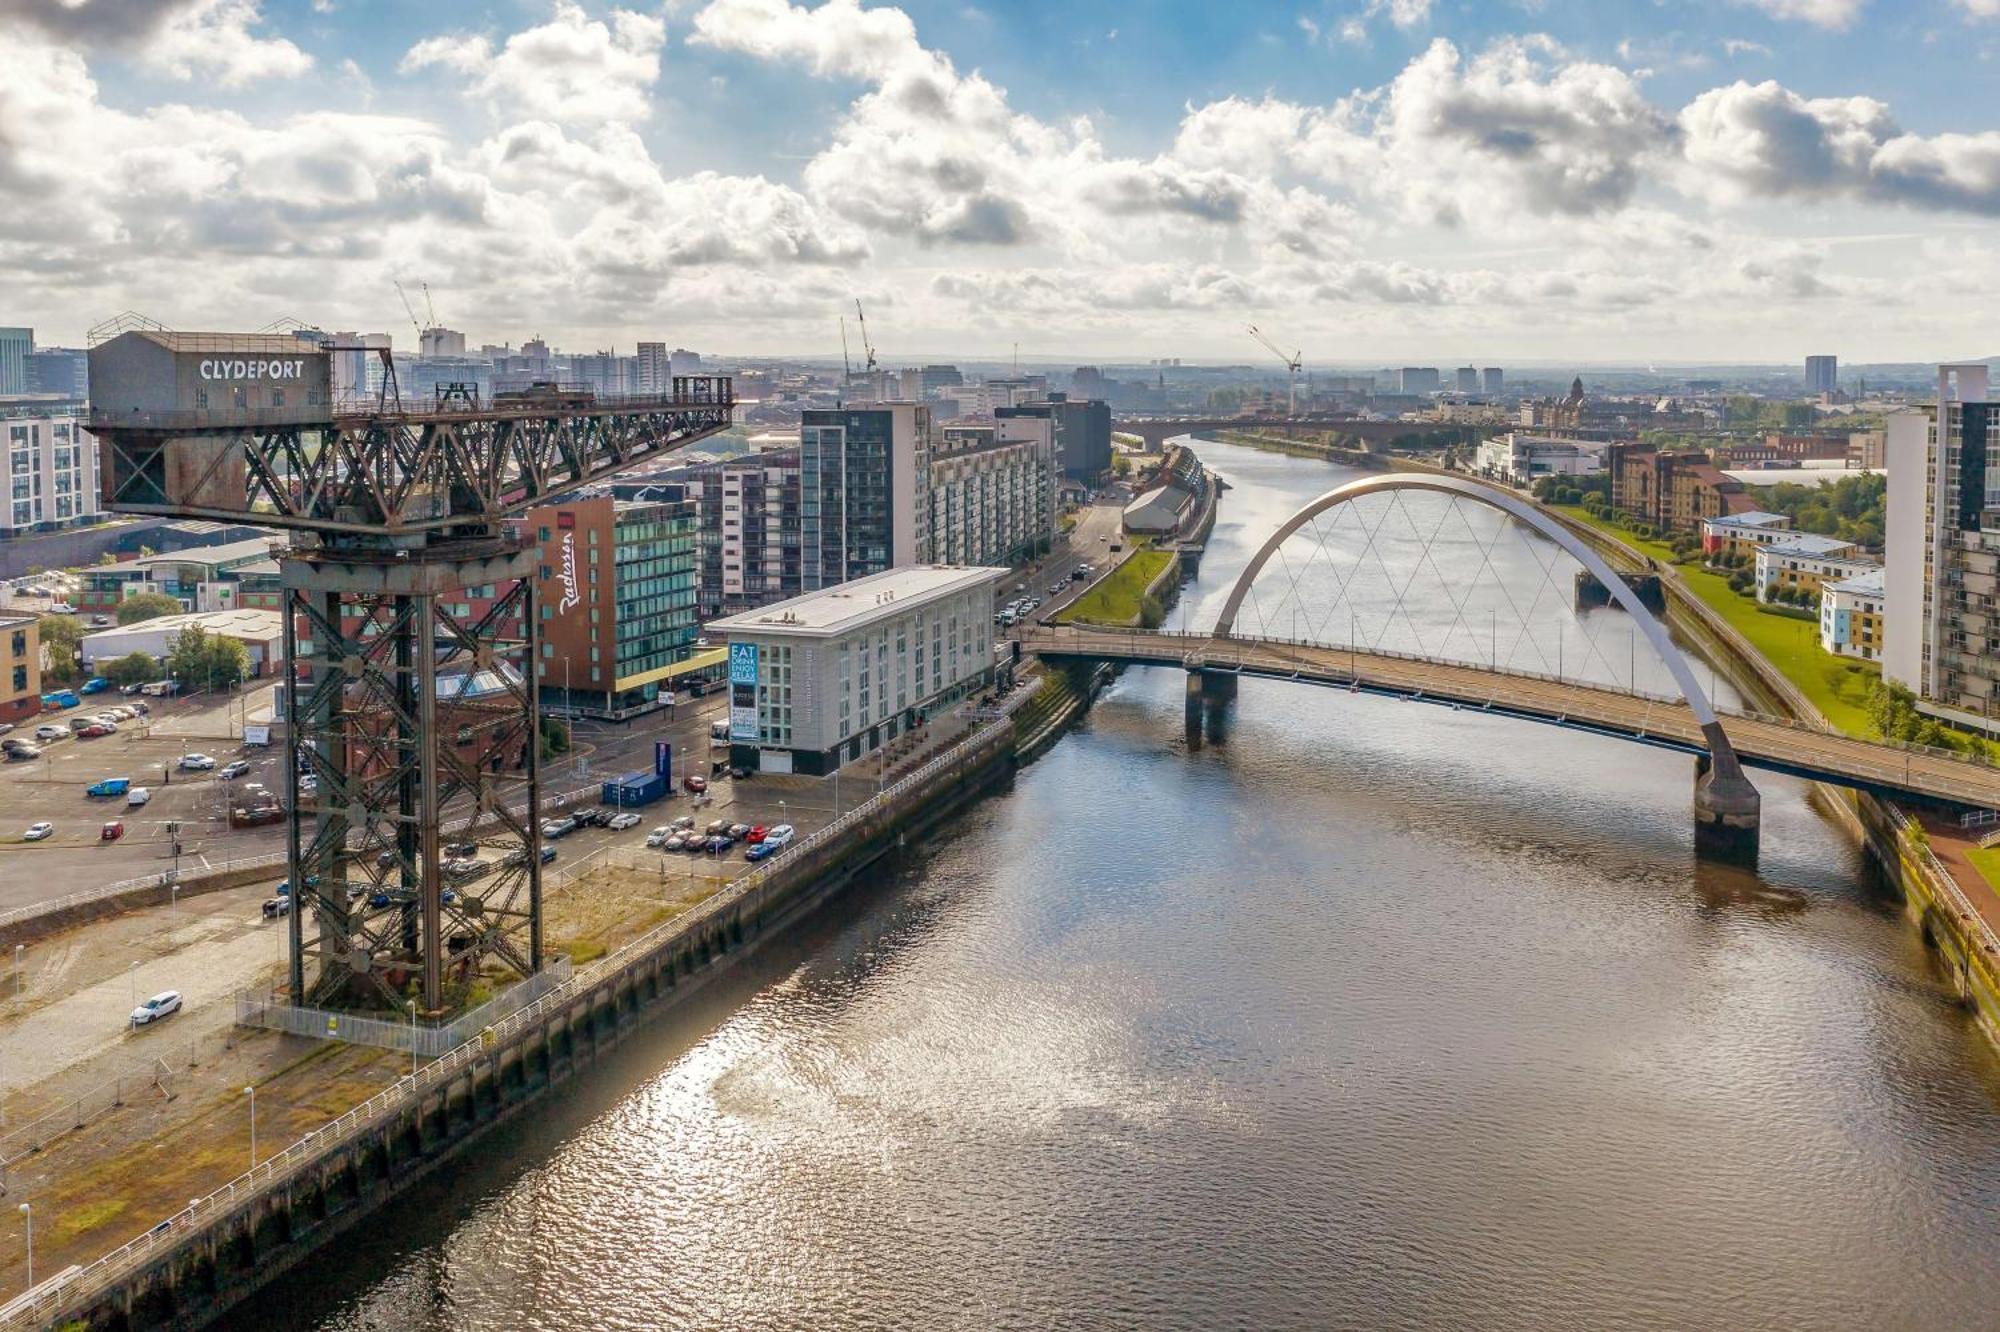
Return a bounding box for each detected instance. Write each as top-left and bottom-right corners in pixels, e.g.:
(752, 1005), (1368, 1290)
(708, 564), (1005, 775)
(79, 607), (284, 678)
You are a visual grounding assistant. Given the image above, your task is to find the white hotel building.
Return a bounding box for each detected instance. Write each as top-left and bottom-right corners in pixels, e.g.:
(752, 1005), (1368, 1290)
(3, 397), (101, 534)
(708, 564), (1005, 775)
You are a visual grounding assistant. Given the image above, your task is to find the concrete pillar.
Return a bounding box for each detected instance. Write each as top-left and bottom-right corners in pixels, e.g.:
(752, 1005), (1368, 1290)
(1693, 752), (1761, 866)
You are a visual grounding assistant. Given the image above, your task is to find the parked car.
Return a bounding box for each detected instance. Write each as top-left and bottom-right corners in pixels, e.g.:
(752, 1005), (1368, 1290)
(106, 707), (135, 721)
(570, 806), (606, 828)
(645, 826), (676, 848)
(0, 722), (11, 737)
(126, 786), (151, 806)
(130, 701), (149, 716)
(296, 773), (318, 795)
(704, 833), (735, 853)
(22, 822), (54, 841)
(728, 823), (751, 840)
(74, 723), (110, 738)
(129, 991), (182, 1026)
(86, 778), (131, 798)
(704, 818), (731, 836)
(671, 814), (696, 831)
(540, 815), (578, 839)
(5, 743), (41, 761)
(540, 843), (558, 864)
(607, 812), (642, 831)
(746, 825), (769, 844)
(218, 760), (251, 780)
(101, 820), (124, 841)
(444, 840), (478, 859)
(178, 753), (216, 770)
(34, 724), (68, 742)
(88, 615), (112, 628)
(261, 896), (291, 919)
(762, 823), (796, 848)
(682, 773), (708, 794)
(120, 682), (146, 696)
(79, 677), (110, 695)
(48, 602), (77, 615)
(745, 839), (781, 862)
(442, 857), (490, 883)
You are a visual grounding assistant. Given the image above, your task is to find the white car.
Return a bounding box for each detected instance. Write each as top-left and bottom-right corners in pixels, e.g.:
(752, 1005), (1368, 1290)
(645, 825), (677, 847)
(126, 786), (151, 806)
(607, 812), (642, 831)
(130, 991), (182, 1026)
(218, 760), (251, 780)
(762, 823), (796, 848)
(34, 724), (67, 742)
(48, 602), (77, 615)
(178, 753), (216, 770)
(296, 773), (319, 794)
(22, 822), (54, 841)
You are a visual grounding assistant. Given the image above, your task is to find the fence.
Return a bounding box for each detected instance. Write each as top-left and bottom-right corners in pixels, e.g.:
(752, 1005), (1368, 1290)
(0, 710), (1017, 1329)
(235, 959), (573, 1058)
(0, 1061), (173, 1191)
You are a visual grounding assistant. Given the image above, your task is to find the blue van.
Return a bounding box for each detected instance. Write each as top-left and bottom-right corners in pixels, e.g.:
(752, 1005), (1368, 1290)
(87, 777), (131, 797)
(41, 690), (80, 711)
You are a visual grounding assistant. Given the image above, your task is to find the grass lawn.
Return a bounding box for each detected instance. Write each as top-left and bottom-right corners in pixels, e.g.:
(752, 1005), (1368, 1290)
(1967, 847), (2000, 897)
(1551, 502), (1880, 736)
(1064, 549), (1173, 626)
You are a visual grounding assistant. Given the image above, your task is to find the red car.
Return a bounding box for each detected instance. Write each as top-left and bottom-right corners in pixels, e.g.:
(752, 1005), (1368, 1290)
(682, 774), (708, 794)
(746, 825), (768, 844)
(76, 723), (112, 738)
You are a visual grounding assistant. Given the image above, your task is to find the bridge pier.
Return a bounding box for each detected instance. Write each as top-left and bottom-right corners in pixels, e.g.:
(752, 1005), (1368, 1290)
(1185, 669), (1236, 747)
(1693, 733), (1761, 866)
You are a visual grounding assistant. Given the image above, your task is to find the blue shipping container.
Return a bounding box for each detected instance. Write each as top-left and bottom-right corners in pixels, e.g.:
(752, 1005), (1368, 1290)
(601, 770), (668, 808)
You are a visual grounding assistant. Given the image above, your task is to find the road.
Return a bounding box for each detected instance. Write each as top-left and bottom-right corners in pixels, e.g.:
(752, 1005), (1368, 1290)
(1026, 623), (2000, 811)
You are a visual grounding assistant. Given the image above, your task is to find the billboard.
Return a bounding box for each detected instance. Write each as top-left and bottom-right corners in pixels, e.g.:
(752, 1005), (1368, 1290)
(655, 740), (671, 778)
(728, 639), (760, 741)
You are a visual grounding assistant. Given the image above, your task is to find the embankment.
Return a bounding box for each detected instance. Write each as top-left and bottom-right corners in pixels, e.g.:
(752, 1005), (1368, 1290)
(13, 723), (1026, 1332)
(1551, 509), (2000, 1046)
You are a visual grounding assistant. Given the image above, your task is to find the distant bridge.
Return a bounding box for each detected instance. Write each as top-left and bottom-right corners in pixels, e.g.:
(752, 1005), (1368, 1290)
(1112, 414), (1482, 452)
(1031, 474), (1998, 864)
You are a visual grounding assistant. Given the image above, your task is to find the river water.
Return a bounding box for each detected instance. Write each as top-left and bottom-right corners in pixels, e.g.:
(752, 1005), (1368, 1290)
(255, 440), (2000, 1332)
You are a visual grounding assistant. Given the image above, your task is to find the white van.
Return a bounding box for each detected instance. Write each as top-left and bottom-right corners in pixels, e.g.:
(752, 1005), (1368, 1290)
(710, 720), (730, 748)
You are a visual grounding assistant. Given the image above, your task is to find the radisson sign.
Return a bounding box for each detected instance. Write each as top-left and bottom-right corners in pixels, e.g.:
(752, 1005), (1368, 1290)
(198, 359), (307, 381)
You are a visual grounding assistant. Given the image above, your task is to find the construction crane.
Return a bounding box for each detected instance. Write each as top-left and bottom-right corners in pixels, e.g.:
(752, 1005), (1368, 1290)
(1247, 324), (1302, 416)
(393, 279), (425, 347)
(422, 281), (440, 330)
(854, 299), (878, 374)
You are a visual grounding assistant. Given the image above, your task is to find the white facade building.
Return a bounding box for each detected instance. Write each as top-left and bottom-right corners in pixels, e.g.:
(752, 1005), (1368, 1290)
(1821, 568), (1886, 661)
(1885, 363), (2000, 735)
(3, 400), (100, 534)
(708, 565), (1005, 775)
(635, 342), (669, 394)
(1751, 534), (1870, 599)
(79, 607), (284, 678)
(1476, 433), (1604, 485)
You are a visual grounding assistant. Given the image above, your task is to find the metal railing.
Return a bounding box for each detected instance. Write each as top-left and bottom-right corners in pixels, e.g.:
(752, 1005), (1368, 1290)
(1884, 805), (2000, 959)
(236, 959), (572, 1058)
(0, 713), (1017, 1328)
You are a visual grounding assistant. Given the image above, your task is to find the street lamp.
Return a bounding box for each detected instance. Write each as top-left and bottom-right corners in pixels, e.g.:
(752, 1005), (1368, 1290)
(18, 1202), (31, 1290)
(242, 1086), (256, 1168)
(128, 959), (138, 1010)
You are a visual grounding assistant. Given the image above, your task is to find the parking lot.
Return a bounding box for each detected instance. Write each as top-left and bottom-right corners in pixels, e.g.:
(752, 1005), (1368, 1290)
(0, 697), (288, 913)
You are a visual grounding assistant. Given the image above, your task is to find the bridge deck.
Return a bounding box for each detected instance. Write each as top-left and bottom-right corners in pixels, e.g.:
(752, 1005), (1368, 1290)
(1025, 625), (2000, 811)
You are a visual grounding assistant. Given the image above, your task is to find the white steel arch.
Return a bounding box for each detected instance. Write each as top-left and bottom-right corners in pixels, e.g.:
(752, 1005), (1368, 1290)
(1211, 472), (1747, 777)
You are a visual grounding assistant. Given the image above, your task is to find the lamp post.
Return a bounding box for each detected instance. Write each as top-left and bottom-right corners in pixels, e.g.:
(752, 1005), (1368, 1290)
(11, 944), (21, 997)
(128, 959), (138, 1010)
(17, 1202), (30, 1291)
(242, 1086), (256, 1168)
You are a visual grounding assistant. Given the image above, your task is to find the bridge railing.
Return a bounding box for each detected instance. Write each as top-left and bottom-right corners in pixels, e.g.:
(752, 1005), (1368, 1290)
(1031, 624), (2000, 783)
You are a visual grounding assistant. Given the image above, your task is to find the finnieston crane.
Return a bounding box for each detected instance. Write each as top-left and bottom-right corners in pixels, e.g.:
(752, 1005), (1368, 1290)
(1247, 324), (1303, 416)
(854, 299), (878, 373)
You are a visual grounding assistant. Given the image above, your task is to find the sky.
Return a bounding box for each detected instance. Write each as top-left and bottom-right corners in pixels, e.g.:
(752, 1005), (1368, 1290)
(3, 0), (1999, 365)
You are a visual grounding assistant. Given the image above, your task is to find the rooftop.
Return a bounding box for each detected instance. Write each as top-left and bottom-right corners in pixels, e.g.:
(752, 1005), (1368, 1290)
(1828, 568), (1886, 596)
(1764, 533), (1863, 557)
(1707, 510), (1792, 529)
(126, 330), (323, 355)
(709, 565), (1006, 636)
(80, 607), (283, 643)
(88, 536), (283, 577)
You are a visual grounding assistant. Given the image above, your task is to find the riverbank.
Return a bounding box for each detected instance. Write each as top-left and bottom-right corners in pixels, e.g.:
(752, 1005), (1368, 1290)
(10, 709), (1037, 1330)
(1547, 507), (2000, 1048)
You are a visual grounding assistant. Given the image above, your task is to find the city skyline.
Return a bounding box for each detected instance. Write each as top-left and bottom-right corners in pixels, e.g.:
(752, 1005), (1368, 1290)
(4, 0), (2000, 361)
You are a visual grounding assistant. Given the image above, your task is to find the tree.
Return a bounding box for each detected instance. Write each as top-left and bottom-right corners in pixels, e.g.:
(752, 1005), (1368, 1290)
(38, 614), (83, 685)
(165, 624), (249, 693)
(115, 591), (184, 625)
(103, 651), (161, 687)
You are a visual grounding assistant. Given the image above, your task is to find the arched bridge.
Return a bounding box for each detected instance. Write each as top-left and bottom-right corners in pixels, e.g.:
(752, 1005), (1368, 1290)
(1113, 415), (1480, 453)
(1027, 474), (2000, 864)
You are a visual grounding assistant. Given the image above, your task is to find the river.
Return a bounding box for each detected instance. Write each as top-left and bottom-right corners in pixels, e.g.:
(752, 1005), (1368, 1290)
(248, 439), (2000, 1332)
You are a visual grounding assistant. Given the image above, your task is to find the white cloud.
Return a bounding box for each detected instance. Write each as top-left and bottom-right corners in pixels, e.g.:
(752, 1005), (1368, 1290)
(140, 0), (312, 87)
(1682, 80), (2000, 214)
(1731, 0), (1866, 30)
(1952, 0), (2000, 15)
(690, 0), (927, 80)
(402, 4), (665, 125)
